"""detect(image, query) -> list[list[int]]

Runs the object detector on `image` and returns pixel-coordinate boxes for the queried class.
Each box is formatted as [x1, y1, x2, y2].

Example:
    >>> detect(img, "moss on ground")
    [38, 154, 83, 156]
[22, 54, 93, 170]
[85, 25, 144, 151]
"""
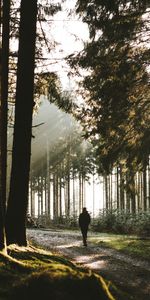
[89, 234, 150, 261]
[0, 244, 115, 300]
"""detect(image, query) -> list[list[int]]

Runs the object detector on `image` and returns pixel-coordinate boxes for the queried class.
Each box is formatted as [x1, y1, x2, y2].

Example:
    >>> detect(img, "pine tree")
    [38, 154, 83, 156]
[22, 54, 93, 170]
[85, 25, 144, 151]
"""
[0, 0, 10, 251]
[6, 0, 38, 246]
[68, 1, 150, 175]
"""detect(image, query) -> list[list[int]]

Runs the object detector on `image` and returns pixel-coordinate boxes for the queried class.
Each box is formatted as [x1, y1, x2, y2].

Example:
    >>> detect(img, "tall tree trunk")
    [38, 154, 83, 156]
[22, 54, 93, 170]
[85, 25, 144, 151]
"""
[143, 164, 147, 211]
[104, 175, 108, 210]
[92, 173, 95, 218]
[128, 170, 136, 214]
[116, 167, 120, 210]
[137, 172, 141, 211]
[1, 0, 10, 214]
[125, 172, 130, 212]
[30, 174, 35, 217]
[81, 174, 84, 209]
[5, 0, 37, 246]
[79, 174, 82, 213]
[38, 176, 41, 217]
[109, 174, 112, 211]
[0, 0, 10, 251]
[44, 175, 47, 216]
[148, 157, 150, 209]
[59, 177, 62, 218]
[40, 175, 43, 216]
[67, 173, 70, 216]
[49, 172, 52, 218]
[72, 171, 76, 217]
[46, 142, 50, 217]
[53, 173, 58, 220]
[120, 166, 125, 210]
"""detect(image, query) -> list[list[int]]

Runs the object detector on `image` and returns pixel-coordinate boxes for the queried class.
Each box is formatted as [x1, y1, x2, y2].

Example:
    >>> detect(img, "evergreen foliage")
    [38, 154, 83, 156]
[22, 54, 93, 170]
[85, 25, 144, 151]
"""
[35, 72, 78, 113]
[92, 209, 150, 236]
[67, 0, 150, 175]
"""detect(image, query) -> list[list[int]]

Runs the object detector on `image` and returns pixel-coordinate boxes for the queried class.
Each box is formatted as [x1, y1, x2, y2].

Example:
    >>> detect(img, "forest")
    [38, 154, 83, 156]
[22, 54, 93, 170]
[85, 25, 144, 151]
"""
[0, 1, 150, 300]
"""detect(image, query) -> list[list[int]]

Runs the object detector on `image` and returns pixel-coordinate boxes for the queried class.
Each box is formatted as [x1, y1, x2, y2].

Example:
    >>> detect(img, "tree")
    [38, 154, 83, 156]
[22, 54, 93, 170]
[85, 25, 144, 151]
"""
[0, 0, 10, 251]
[68, 1, 150, 174]
[5, 0, 38, 246]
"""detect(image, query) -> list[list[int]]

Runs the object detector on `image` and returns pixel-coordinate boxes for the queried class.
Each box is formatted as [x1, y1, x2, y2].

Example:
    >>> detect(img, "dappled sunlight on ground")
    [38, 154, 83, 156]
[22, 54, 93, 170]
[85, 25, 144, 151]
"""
[56, 241, 80, 249]
[86, 260, 107, 270]
[74, 253, 107, 270]
[27, 229, 150, 300]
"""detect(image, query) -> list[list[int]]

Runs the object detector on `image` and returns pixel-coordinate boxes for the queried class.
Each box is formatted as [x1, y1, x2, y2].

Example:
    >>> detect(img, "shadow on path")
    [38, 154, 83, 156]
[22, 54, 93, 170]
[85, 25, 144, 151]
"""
[27, 229, 150, 300]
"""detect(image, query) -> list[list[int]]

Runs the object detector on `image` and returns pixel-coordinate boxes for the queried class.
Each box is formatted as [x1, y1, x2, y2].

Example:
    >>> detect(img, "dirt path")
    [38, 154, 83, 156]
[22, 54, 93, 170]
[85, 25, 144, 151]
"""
[27, 229, 150, 300]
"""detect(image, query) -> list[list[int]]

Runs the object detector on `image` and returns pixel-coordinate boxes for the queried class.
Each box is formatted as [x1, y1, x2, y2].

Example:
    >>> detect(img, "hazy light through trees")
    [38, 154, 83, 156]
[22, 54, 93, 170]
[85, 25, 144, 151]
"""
[30, 98, 104, 217]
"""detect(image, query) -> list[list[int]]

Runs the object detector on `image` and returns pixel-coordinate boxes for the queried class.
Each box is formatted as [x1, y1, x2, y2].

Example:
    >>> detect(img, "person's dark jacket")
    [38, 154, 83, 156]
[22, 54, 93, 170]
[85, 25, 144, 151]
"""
[79, 210, 91, 229]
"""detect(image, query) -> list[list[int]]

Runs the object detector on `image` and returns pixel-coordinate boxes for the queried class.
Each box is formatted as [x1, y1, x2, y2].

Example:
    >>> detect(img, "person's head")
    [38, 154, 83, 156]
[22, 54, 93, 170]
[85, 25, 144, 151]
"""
[83, 207, 87, 213]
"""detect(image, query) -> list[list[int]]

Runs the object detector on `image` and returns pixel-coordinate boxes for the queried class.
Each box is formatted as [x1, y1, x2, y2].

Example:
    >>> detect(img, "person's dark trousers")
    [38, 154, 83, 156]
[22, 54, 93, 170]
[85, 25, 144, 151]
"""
[81, 227, 88, 246]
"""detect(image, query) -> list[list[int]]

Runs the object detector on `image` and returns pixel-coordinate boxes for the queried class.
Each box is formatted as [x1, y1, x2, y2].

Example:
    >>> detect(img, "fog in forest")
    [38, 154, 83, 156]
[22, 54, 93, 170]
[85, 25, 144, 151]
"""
[7, 98, 103, 215]
[8, 97, 79, 174]
[31, 98, 78, 168]
[30, 98, 104, 215]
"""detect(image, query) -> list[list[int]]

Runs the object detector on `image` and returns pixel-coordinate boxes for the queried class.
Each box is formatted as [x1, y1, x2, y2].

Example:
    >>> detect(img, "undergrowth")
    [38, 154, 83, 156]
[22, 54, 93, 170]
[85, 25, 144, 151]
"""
[92, 210, 150, 236]
[27, 210, 150, 237]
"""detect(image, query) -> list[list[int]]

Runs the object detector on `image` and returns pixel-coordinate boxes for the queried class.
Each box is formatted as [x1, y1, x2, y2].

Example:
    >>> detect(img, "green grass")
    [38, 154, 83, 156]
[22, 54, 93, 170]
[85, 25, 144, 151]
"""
[0, 244, 116, 300]
[89, 233, 150, 261]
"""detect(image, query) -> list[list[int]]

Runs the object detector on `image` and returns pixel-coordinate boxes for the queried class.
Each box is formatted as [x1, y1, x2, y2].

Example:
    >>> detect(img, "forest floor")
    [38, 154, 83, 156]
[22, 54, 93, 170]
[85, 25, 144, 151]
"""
[27, 228, 150, 300]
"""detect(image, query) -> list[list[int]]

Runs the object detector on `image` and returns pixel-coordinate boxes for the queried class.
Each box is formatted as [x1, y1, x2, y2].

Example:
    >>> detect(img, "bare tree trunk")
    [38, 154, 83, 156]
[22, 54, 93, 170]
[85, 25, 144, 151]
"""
[49, 172, 52, 218]
[72, 171, 76, 217]
[79, 174, 82, 213]
[44, 175, 47, 215]
[148, 157, 150, 209]
[1, 0, 10, 215]
[53, 173, 56, 220]
[59, 177, 62, 218]
[125, 172, 130, 212]
[81, 174, 84, 209]
[40, 175, 43, 216]
[53, 173, 58, 220]
[104, 175, 108, 210]
[30, 174, 35, 217]
[128, 170, 136, 214]
[46, 142, 50, 217]
[67, 173, 70, 216]
[116, 167, 120, 210]
[0, 0, 10, 251]
[38, 176, 41, 216]
[137, 172, 141, 211]
[143, 164, 147, 211]
[92, 173, 95, 218]
[6, 0, 37, 245]
[120, 166, 125, 210]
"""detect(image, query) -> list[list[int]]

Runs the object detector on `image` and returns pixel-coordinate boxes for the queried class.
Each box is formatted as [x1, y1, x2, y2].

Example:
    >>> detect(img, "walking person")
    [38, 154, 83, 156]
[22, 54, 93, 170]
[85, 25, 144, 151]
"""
[79, 207, 91, 246]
